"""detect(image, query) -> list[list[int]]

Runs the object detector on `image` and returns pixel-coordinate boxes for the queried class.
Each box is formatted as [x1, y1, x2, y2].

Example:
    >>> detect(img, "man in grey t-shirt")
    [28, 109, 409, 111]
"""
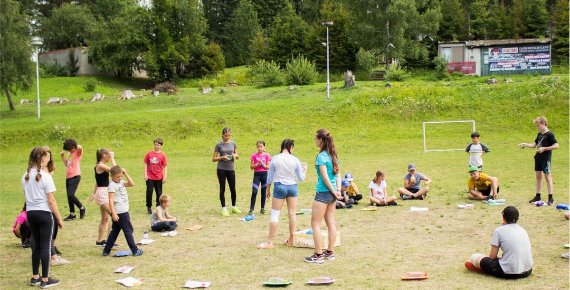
[465, 206, 533, 279]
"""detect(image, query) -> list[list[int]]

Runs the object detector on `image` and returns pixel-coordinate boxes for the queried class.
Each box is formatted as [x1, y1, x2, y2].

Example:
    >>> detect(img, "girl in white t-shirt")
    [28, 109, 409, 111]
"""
[368, 171, 397, 206]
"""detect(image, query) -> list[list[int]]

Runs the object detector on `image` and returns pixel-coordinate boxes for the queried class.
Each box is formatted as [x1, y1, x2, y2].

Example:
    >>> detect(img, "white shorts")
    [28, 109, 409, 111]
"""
[95, 187, 109, 206]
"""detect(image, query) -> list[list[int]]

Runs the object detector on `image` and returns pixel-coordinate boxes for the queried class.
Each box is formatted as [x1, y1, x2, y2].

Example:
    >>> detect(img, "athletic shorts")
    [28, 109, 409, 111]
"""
[480, 186, 500, 196]
[272, 182, 298, 199]
[315, 191, 336, 204]
[95, 187, 109, 206]
[480, 257, 532, 279]
[408, 188, 420, 194]
[534, 156, 551, 174]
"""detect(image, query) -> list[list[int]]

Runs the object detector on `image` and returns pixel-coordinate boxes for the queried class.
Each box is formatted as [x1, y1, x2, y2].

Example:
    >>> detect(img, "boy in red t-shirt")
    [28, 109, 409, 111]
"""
[144, 138, 168, 214]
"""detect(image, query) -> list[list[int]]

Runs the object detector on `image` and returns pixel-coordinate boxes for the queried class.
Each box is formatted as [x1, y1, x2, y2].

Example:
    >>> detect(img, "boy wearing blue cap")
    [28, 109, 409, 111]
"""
[336, 179, 354, 209]
[343, 172, 362, 204]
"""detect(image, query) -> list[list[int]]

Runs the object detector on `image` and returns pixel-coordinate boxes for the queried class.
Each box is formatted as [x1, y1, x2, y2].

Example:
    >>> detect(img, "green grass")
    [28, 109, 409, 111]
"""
[0, 69, 568, 289]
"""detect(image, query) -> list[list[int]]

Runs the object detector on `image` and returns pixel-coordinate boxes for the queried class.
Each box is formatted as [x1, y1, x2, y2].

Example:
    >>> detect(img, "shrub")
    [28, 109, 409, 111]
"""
[66, 51, 79, 76]
[433, 57, 450, 80]
[84, 79, 97, 92]
[40, 63, 66, 78]
[284, 55, 318, 85]
[153, 82, 178, 93]
[385, 65, 410, 81]
[249, 59, 284, 87]
[356, 48, 376, 75]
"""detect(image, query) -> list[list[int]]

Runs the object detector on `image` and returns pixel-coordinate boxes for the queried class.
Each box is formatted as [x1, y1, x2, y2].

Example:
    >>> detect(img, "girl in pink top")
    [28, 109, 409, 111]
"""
[13, 204, 31, 247]
[248, 141, 271, 215]
[60, 139, 85, 221]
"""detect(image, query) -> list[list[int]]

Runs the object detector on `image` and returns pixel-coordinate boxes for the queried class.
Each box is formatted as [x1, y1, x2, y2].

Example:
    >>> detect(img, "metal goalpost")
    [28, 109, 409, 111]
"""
[423, 120, 476, 153]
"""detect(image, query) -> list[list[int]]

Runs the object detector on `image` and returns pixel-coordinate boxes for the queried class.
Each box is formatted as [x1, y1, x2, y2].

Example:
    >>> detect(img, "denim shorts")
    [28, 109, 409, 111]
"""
[314, 191, 335, 204]
[273, 182, 298, 199]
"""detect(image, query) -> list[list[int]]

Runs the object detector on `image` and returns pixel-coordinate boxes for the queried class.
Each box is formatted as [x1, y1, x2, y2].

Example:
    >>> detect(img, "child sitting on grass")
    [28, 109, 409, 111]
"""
[13, 204, 31, 248]
[343, 172, 363, 204]
[368, 171, 397, 206]
[336, 180, 354, 209]
[151, 194, 177, 232]
[103, 166, 143, 257]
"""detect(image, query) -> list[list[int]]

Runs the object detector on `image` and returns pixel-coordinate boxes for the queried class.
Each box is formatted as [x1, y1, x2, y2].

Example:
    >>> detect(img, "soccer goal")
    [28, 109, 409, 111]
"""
[423, 120, 476, 153]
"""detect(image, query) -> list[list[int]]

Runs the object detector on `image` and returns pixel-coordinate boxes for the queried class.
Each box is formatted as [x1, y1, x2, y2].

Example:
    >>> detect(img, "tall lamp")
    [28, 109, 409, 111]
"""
[321, 21, 333, 101]
[31, 37, 42, 120]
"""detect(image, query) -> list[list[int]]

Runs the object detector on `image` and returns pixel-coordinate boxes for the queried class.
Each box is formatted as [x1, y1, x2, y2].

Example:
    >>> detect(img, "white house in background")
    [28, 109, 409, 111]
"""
[39, 46, 147, 78]
[438, 38, 551, 76]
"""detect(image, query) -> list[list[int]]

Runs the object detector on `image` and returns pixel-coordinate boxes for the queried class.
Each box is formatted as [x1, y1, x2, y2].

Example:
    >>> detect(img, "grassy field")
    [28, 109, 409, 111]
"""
[0, 69, 568, 289]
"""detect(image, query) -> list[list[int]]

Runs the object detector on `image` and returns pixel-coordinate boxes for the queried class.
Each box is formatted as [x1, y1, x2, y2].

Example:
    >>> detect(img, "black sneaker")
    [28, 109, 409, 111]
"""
[22, 240, 31, 248]
[79, 207, 86, 219]
[304, 253, 324, 264]
[63, 214, 76, 221]
[95, 240, 106, 247]
[387, 201, 398, 206]
[547, 197, 554, 206]
[40, 277, 60, 289]
[30, 277, 41, 286]
[323, 250, 336, 261]
[133, 249, 144, 256]
[147, 207, 152, 214]
[260, 208, 266, 214]
[54, 246, 62, 256]
[529, 195, 541, 203]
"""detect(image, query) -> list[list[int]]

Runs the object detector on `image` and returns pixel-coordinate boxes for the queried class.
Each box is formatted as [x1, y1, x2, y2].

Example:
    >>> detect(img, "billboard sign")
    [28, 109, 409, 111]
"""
[447, 62, 476, 74]
[488, 45, 550, 72]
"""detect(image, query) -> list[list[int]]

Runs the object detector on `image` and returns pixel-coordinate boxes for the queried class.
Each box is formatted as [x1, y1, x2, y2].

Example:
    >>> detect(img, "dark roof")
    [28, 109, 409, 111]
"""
[439, 38, 551, 47]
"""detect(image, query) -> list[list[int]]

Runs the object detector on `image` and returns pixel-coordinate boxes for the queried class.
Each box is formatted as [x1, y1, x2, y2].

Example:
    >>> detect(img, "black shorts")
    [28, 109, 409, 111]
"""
[480, 186, 500, 196]
[408, 188, 419, 194]
[534, 155, 551, 173]
[480, 257, 532, 279]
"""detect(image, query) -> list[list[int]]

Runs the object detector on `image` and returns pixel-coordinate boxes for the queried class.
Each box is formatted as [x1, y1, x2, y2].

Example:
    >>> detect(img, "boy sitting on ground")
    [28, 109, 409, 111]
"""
[465, 206, 533, 279]
[343, 172, 363, 204]
[467, 165, 499, 200]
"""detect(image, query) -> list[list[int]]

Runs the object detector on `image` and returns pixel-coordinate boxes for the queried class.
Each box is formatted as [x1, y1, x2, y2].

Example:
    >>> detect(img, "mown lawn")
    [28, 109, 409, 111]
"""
[0, 71, 568, 289]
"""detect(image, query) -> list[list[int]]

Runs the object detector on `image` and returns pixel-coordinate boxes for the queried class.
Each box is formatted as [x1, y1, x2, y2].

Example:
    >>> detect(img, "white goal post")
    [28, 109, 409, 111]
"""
[423, 120, 476, 153]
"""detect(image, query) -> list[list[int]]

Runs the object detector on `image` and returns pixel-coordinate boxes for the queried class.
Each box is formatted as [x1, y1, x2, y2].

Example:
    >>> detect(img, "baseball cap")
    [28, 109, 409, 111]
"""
[407, 164, 416, 171]
[344, 172, 353, 181]
[468, 165, 479, 172]
[341, 179, 350, 187]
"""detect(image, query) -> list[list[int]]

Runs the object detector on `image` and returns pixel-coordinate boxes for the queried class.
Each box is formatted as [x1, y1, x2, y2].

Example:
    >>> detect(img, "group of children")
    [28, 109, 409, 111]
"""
[15, 116, 561, 286]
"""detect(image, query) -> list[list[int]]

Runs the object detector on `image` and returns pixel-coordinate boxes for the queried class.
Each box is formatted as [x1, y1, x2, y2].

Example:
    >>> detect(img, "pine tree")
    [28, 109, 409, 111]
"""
[252, 0, 291, 29]
[223, 0, 261, 67]
[552, 0, 569, 64]
[203, 0, 240, 44]
[469, 0, 489, 40]
[523, 0, 549, 38]
[267, 9, 311, 66]
[438, 0, 466, 41]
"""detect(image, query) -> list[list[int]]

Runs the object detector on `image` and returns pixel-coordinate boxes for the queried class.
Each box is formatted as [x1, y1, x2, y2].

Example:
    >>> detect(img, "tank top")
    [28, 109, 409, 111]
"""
[94, 166, 110, 187]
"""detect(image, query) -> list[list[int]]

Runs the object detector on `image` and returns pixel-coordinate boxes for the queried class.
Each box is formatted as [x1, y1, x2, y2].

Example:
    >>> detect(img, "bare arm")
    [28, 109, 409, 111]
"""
[518, 142, 537, 148]
[14, 223, 22, 238]
[76, 144, 83, 155]
[423, 176, 432, 185]
[318, 165, 342, 199]
[47, 192, 63, 229]
[488, 245, 500, 260]
[109, 192, 118, 222]
[212, 151, 227, 162]
[537, 142, 559, 153]
[123, 169, 135, 187]
[233, 148, 239, 160]
[162, 166, 168, 182]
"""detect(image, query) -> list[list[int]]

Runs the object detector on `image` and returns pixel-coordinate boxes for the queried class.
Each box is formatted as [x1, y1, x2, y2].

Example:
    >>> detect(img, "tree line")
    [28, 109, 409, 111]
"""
[1, 0, 568, 109]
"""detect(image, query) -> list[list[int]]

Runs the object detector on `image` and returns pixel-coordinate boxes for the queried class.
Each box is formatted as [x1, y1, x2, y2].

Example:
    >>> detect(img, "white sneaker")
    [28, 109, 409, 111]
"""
[51, 256, 71, 266]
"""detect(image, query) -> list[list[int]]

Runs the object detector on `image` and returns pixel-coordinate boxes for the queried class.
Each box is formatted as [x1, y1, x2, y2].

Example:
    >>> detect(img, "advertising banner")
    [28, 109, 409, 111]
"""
[447, 62, 476, 74]
[488, 45, 550, 72]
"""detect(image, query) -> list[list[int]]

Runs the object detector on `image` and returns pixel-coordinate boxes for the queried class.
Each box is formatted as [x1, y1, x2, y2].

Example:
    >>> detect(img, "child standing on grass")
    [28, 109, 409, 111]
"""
[144, 138, 168, 214]
[466, 131, 490, 171]
[60, 139, 86, 221]
[369, 171, 398, 206]
[212, 127, 241, 217]
[249, 141, 271, 215]
[518, 116, 559, 205]
[103, 166, 143, 257]
[91, 148, 117, 247]
[151, 194, 177, 232]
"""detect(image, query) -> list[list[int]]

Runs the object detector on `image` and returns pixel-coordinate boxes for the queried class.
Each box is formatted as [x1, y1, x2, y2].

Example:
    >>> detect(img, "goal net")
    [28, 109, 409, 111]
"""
[423, 120, 476, 153]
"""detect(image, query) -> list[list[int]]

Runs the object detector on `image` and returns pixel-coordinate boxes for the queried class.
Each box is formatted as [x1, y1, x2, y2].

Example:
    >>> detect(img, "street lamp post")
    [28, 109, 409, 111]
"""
[31, 37, 42, 120]
[322, 21, 333, 102]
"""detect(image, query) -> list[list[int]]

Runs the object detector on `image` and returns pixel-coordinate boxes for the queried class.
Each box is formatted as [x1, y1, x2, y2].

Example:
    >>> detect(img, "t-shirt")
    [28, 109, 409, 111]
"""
[151, 205, 168, 226]
[108, 180, 129, 214]
[267, 153, 305, 185]
[144, 151, 168, 180]
[534, 131, 557, 161]
[404, 173, 426, 190]
[490, 223, 533, 274]
[368, 180, 387, 199]
[65, 150, 82, 178]
[315, 151, 337, 192]
[22, 168, 56, 212]
[250, 152, 271, 172]
[215, 141, 237, 171]
[468, 173, 493, 190]
[13, 211, 27, 233]
[347, 185, 358, 197]
[466, 143, 490, 167]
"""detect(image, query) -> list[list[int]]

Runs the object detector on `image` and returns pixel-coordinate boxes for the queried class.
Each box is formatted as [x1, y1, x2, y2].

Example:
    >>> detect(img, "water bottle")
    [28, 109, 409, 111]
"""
[244, 215, 254, 221]
[143, 231, 149, 240]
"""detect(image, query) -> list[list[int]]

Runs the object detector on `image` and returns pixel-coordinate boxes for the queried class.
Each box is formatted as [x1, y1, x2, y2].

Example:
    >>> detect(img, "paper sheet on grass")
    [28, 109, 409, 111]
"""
[183, 280, 211, 288]
[185, 225, 203, 231]
[160, 231, 178, 237]
[115, 265, 135, 274]
[137, 238, 155, 245]
[306, 276, 335, 285]
[410, 207, 429, 212]
[116, 277, 142, 287]
[457, 204, 474, 209]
